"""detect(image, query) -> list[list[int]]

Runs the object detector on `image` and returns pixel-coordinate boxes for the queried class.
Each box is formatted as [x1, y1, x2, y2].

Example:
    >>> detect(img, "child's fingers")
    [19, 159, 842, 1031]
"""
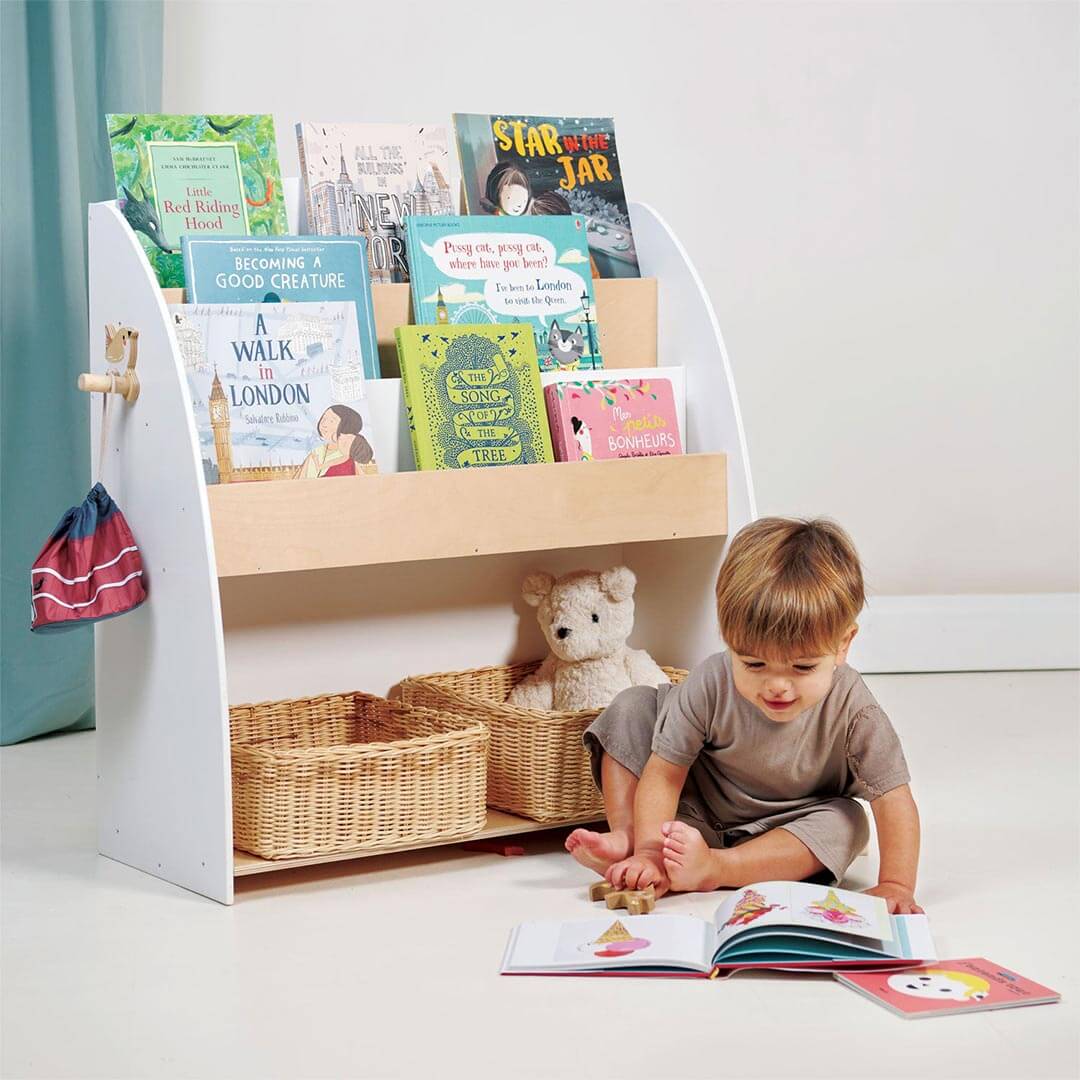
[663, 836, 686, 855]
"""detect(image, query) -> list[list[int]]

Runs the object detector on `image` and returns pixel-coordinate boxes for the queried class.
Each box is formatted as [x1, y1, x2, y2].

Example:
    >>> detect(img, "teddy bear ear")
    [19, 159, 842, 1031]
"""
[599, 566, 636, 602]
[521, 571, 555, 607]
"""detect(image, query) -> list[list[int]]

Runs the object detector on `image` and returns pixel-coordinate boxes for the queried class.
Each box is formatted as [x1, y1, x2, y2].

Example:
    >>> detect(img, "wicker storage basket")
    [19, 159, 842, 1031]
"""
[399, 663, 687, 823]
[230, 690, 488, 860]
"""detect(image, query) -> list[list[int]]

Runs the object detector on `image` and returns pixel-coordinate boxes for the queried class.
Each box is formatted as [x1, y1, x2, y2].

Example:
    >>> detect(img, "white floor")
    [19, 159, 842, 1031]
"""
[2, 670, 1078, 1080]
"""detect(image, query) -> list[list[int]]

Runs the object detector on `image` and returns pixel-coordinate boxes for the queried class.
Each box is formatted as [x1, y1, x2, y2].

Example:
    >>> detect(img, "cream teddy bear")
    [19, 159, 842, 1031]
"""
[507, 566, 668, 712]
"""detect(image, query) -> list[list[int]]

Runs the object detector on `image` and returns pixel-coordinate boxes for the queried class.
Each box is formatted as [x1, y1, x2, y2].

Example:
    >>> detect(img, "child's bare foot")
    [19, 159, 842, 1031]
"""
[565, 828, 632, 874]
[661, 821, 724, 892]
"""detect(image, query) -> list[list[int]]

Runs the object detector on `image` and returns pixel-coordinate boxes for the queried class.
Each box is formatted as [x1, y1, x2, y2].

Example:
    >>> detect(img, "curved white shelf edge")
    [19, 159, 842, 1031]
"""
[86, 193, 755, 904]
[628, 201, 756, 527]
[89, 200, 233, 903]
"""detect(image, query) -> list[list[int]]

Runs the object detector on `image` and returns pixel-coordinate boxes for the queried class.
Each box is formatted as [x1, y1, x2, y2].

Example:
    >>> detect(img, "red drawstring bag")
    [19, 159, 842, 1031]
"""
[30, 383, 146, 631]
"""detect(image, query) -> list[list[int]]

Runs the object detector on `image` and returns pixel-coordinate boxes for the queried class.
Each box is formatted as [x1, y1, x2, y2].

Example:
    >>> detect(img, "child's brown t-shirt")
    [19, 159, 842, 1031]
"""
[651, 652, 910, 826]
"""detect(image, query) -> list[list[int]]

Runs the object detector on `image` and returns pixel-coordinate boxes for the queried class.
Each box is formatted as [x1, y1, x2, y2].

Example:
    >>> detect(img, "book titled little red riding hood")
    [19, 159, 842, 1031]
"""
[835, 958, 1061, 1018]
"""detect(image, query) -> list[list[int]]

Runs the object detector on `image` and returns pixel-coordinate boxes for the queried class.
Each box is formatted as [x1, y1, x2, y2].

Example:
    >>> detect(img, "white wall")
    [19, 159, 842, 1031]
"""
[162, 0, 1079, 598]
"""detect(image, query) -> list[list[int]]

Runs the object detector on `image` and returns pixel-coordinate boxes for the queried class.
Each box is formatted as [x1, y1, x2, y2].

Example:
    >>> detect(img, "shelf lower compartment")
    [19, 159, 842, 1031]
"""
[209, 452, 727, 577]
[233, 808, 602, 876]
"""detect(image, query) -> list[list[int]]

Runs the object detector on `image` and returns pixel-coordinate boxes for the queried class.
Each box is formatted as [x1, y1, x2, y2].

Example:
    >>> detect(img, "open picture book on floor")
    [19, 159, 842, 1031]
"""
[502, 881, 935, 977]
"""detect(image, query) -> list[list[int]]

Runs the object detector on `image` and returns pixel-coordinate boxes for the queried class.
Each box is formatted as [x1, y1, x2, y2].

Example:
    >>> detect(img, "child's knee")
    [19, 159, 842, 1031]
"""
[601, 684, 661, 727]
[583, 685, 661, 785]
[834, 797, 871, 849]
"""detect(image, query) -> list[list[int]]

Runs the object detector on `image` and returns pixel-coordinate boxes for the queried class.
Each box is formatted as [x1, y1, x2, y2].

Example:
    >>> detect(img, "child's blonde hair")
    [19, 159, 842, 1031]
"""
[715, 518, 865, 658]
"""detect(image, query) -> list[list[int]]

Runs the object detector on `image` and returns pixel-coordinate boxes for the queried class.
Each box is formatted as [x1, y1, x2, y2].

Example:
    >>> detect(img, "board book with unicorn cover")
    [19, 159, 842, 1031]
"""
[404, 214, 602, 372]
[544, 376, 683, 462]
[501, 881, 935, 977]
[835, 959, 1060, 1018]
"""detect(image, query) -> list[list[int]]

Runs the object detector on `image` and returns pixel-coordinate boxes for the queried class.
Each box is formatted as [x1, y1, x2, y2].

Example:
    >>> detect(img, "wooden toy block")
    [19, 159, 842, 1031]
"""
[588, 880, 656, 915]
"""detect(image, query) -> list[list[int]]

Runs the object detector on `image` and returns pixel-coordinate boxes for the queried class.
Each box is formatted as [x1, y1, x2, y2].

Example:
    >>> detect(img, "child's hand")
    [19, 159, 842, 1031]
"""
[606, 852, 668, 894]
[866, 882, 924, 914]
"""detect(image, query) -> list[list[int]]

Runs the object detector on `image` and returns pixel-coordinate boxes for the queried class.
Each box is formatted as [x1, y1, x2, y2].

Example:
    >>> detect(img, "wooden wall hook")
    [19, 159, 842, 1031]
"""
[78, 324, 140, 403]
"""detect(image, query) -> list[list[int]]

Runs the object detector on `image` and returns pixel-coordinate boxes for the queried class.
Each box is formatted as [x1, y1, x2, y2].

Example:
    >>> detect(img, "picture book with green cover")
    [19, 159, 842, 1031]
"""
[454, 113, 639, 278]
[395, 324, 554, 470]
[404, 215, 601, 372]
[106, 114, 287, 287]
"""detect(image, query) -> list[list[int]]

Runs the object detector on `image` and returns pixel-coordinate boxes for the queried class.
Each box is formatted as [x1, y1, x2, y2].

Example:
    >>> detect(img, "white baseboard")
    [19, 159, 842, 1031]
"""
[847, 594, 1080, 673]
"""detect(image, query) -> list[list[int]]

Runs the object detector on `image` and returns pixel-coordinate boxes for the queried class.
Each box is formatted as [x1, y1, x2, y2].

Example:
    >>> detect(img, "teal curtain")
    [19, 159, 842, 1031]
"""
[1, 1, 163, 743]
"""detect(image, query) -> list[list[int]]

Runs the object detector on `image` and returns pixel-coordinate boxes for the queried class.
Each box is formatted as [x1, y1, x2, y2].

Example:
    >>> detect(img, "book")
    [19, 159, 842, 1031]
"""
[296, 122, 454, 283]
[395, 324, 554, 470]
[454, 113, 639, 278]
[544, 376, 683, 462]
[170, 301, 377, 484]
[542, 366, 686, 442]
[835, 959, 1061, 1019]
[404, 215, 601, 372]
[106, 114, 287, 287]
[181, 236, 381, 379]
[501, 881, 936, 977]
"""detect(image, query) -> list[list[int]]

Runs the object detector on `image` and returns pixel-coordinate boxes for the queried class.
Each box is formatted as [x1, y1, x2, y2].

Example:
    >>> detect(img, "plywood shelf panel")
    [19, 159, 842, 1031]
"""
[162, 277, 658, 373]
[208, 452, 727, 577]
[233, 808, 603, 876]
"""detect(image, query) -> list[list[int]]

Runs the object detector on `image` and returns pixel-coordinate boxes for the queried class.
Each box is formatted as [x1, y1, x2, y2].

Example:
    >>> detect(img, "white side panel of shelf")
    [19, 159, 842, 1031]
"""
[89, 201, 233, 904]
[624, 203, 757, 667]
[629, 202, 756, 528]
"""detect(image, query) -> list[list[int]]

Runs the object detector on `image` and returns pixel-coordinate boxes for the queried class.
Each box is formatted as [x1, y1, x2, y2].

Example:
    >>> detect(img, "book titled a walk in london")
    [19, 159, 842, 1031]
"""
[170, 301, 378, 485]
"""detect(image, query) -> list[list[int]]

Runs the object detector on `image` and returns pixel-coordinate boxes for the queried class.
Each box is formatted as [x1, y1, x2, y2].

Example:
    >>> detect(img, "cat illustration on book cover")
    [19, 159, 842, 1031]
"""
[548, 320, 585, 369]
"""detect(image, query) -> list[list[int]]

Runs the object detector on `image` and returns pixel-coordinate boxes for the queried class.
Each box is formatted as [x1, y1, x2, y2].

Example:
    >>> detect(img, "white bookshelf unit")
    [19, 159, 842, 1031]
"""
[86, 184, 756, 904]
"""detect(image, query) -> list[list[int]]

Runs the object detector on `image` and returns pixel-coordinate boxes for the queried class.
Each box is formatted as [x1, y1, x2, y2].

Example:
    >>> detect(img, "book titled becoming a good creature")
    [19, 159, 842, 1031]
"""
[454, 113, 639, 278]
[396, 324, 554, 471]
[182, 236, 381, 379]
[106, 114, 287, 287]
[502, 881, 935, 977]
[171, 302, 377, 484]
[296, 122, 454, 283]
[405, 215, 602, 372]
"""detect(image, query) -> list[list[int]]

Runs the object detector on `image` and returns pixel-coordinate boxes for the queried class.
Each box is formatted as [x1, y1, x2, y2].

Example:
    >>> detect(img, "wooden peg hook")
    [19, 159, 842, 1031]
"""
[77, 325, 140, 403]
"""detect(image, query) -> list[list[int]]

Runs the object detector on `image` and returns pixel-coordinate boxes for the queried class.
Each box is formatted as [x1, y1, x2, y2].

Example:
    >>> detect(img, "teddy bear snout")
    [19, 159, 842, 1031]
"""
[556, 626, 571, 640]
